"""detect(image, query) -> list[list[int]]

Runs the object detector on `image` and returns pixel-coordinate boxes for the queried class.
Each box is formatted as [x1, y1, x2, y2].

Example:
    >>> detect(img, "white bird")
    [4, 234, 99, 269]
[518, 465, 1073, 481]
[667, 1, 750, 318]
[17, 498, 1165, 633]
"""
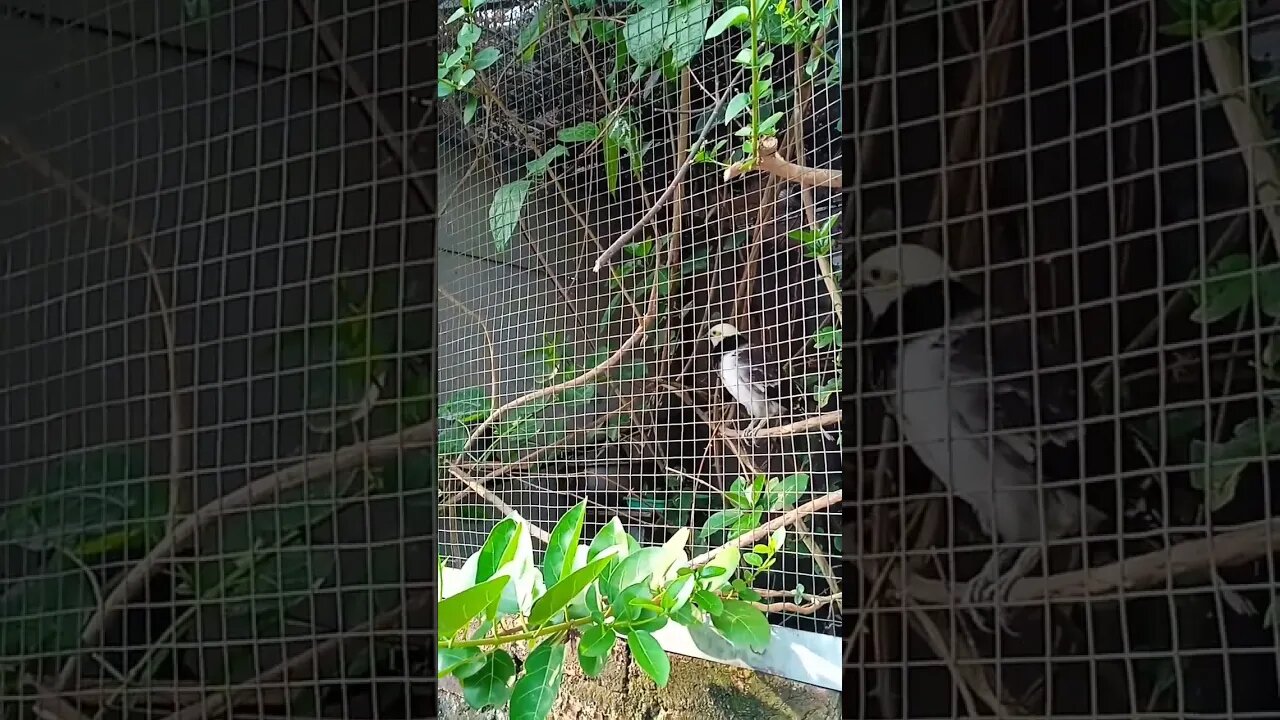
[707, 322, 786, 441]
[860, 244, 1102, 633]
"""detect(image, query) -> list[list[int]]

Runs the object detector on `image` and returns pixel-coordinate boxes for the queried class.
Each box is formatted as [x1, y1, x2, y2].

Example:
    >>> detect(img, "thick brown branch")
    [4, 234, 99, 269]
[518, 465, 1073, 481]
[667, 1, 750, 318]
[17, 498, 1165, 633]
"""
[722, 136, 839, 188]
[901, 518, 1280, 604]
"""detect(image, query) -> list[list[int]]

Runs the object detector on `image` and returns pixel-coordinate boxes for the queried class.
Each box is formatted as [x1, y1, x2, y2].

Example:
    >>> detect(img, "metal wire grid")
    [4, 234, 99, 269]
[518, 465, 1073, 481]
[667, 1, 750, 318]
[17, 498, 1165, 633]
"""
[0, 1, 437, 718]
[436, 0, 843, 641]
[848, 0, 1280, 718]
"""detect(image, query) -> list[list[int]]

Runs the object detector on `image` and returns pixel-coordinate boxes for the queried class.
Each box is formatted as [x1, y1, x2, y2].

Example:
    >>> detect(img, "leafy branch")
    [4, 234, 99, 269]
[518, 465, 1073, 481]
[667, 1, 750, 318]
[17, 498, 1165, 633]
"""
[439, 503, 778, 718]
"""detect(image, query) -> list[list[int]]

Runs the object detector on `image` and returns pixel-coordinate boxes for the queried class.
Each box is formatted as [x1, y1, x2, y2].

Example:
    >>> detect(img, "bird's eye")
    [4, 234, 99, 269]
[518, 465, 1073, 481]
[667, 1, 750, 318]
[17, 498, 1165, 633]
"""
[868, 268, 883, 282]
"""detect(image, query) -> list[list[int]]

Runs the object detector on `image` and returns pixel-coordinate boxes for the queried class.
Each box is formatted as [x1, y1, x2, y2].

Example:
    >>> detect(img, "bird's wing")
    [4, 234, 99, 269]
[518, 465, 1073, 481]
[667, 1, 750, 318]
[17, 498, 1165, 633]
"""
[736, 344, 784, 389]
[948, 314, 1080, 463]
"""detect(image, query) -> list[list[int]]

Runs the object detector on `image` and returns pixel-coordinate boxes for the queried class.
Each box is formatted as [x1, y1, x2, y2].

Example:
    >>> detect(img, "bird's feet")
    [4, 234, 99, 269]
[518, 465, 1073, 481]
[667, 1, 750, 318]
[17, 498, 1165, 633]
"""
[740, 418, 765, 445]
[961, 546, 1039, 636]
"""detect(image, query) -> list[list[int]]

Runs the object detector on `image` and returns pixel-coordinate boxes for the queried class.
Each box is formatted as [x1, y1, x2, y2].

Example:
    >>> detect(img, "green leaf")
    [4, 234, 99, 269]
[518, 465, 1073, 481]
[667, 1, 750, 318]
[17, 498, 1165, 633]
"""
[813, 376, 840, 406]
[463, 96, 480, 124]
[624, 2, 670, 67]
[0, 557, 97, 658]
[476, 518, 521, 583]
[558, 122, 600, 143]
[1192, 254, 1253, 324]
[700, 546, 739, 592]
[587, 517, 631, 562]
[604, 134, 621, 195]
[723, 91, 751, 125]
[814, 325, 840, 350]
[1190, 412, 1280, 512]
[460, 649, 517, 710]
[1210, 0, 1241, 29]
[543, 501, 587, 587]
[447, 6, 466, 23]
[766, 473, 809, 511]
[458, 22, 482, 48]
[472, 47, 501, 70]
[666, 0, 712, 68]
[669, 601, 698, 626]
[578, 645, 608, 677]
[516, 6, 551, 62]
[528, 555, 613, 626]
[1257, 266, 1280, 318]
[526, 145, 568, 178]
[692, 587, 723, 616]
[698, 509, 742, 540]
[711, 599, 771, 652]
[758, 110, 785, 135]
[602, 547, 668, 599]
[488, 180, 532, 252]
[662, 573, 696, 613]
[440, 575, 512, 639]
[439, 422, 470, 459]
[439, 647, 486, 679]
[706, 6, 749, 38]
[441, 387, 492, 423]
[627, 630, 671, 688]
[579, 625, 617, 658]
[0, 448, 164, 556]
[509, 640, 567, 720]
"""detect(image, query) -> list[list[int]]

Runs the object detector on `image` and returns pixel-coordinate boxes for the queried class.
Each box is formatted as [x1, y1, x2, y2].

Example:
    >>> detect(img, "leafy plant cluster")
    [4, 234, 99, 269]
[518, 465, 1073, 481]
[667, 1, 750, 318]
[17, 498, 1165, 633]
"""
[441, 0, 503, 123]
[439, 502, 779, 718]
[434, 0, 839, 256]
[1175, 253, 1280, 512]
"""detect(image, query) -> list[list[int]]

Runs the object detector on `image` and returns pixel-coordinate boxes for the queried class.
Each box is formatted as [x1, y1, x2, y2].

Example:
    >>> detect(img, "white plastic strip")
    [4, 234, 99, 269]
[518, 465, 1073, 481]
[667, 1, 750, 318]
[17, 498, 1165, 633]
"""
[652, 622, 843, 692]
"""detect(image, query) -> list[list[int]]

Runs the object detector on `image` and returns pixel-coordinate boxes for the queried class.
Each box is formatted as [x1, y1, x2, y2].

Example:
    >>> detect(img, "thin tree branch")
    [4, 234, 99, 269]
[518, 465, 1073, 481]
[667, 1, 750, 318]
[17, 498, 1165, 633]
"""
[688, 489, 842, 567]
[592, 82, 737, 273]
[0, 128, 191, 525]
[53, 422, 435, 690]
[716, 410, 840, 438]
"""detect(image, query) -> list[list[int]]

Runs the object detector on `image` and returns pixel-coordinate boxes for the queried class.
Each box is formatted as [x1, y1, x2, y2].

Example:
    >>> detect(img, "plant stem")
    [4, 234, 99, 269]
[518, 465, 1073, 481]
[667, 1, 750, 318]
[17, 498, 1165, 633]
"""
[443, 616, 597, 650]
[749, 0, 761, 163]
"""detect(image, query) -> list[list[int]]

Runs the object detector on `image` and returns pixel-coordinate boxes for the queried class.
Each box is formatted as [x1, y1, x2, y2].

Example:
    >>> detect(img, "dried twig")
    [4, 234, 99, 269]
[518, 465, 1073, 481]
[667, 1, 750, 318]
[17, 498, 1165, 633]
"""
[722, 136, 839, 188]
[27, 676, 94, 720]
[0, 129, 190, 524]
[592, 83, 737, 273]
[716, 410, 840, 438]
[920, 0, 1021, 265]
[440, 286, 502, 410]
[452, 311, 655, 460]
[164, 588, 435, 720]
[752, 594, 840, 615]
[904, 609, 983, 718]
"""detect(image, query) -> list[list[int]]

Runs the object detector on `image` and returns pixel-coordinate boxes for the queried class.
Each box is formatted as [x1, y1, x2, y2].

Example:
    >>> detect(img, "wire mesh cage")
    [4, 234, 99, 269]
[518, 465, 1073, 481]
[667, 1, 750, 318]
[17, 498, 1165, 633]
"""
[0, 1, 436, 718]
[435, 0, 843, 705]
[849, 0, 1280, 718]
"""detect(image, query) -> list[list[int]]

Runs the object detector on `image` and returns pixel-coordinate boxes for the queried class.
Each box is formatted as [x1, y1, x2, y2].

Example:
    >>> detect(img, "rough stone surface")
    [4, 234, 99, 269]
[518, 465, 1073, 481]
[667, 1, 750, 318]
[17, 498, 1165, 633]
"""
[439, 642, 840, 720]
